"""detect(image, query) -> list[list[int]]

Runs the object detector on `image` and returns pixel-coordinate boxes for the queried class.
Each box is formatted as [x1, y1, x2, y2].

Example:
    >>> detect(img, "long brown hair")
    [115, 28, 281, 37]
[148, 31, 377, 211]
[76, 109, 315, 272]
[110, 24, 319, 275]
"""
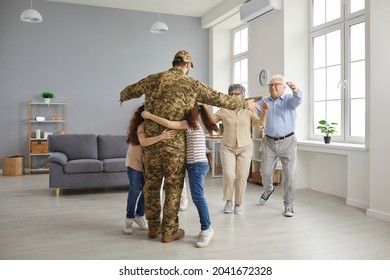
[186, 103, 219, 135]
[126, 105, 144, 145]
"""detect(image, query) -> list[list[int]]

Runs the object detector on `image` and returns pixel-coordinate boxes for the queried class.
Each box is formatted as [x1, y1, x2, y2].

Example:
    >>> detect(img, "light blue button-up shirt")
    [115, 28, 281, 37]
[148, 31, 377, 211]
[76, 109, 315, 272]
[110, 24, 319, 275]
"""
[257, 90, 303, 137]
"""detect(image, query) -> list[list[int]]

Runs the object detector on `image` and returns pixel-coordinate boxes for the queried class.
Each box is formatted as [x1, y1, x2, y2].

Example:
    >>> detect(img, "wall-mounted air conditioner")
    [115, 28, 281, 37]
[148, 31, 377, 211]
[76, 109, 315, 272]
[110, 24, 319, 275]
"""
[240, 0, 282, 23]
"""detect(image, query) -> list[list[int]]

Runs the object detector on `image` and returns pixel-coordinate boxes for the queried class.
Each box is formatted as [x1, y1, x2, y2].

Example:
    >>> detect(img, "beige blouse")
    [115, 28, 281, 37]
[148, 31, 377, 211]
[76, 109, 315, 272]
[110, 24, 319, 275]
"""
[125, 145, 142, 171]
[125, 123, 144, 172]
[213, 108, 262, 148]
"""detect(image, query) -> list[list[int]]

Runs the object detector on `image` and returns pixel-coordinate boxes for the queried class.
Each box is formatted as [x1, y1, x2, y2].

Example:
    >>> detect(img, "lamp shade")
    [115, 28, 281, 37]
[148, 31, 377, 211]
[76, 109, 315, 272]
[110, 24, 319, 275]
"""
[20, 8, 43, 23]
[150, 21, 169, 33]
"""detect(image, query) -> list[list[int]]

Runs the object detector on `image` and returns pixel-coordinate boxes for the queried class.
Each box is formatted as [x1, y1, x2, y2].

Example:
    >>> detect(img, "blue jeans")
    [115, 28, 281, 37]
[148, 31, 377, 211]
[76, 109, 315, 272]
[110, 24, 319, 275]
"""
[186, 162, 210, 230]
[126, 167, 145, 219]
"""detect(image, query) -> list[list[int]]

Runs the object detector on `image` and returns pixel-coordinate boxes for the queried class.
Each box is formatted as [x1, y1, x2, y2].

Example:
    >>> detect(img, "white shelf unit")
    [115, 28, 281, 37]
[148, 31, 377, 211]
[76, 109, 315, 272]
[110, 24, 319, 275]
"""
[28, 101, 67, 174]
[206, 136, 223, 177]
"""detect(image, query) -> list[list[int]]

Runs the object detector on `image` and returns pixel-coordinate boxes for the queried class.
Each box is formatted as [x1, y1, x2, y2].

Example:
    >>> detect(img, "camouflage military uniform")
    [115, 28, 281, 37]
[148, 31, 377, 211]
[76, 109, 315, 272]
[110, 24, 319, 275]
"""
[120, 51, 249, 238]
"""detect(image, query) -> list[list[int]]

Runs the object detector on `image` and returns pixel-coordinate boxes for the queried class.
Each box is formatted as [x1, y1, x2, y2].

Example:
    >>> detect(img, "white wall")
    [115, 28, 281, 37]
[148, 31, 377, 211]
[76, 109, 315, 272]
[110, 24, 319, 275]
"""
[367, 0, 390, 222]
[247, 11, 284, 98]
[209, 26, 232, 93]
[297, 144, 369, 210]
[298, 150, 348, 197]
[247, 0, 308, 139]
[283, 0, 309, 139]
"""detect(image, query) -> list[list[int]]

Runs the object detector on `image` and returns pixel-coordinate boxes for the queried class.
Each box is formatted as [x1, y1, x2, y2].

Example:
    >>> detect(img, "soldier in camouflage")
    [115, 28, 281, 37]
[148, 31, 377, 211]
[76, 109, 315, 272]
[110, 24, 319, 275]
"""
[120, 50, 259, 243]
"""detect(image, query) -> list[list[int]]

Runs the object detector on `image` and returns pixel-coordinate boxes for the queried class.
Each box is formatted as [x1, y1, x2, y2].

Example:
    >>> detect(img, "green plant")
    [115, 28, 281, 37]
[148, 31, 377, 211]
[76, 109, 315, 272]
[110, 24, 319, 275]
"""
[41, 92, 55, 99]
[316, 120, 337, 136]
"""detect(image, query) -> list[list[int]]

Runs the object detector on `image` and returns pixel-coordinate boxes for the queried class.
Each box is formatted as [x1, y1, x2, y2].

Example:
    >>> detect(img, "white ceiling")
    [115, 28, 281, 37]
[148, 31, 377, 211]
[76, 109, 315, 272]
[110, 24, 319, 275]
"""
[44, 0, 227, 17]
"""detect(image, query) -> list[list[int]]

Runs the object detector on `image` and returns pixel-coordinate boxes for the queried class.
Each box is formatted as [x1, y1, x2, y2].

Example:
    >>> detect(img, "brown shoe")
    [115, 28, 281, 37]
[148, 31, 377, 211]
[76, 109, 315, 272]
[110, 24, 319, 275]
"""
[161, 229, 185, 243]
[148, 228, 161, 239]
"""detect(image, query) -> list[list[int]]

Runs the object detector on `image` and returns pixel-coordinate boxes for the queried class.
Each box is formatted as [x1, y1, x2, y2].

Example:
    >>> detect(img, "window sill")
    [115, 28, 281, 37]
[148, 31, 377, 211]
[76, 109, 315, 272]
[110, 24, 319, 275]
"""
[297, 139, 367, 155]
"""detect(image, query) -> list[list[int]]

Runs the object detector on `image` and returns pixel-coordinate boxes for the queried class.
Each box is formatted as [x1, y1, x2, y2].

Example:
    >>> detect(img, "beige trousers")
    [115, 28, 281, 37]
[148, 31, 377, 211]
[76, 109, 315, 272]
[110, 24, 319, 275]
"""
[220, 142, 253, 206]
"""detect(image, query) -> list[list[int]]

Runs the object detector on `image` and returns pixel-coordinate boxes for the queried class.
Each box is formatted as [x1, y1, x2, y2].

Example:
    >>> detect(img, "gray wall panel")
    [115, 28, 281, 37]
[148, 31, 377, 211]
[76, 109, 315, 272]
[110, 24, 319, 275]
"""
[0, 0, 209, 169]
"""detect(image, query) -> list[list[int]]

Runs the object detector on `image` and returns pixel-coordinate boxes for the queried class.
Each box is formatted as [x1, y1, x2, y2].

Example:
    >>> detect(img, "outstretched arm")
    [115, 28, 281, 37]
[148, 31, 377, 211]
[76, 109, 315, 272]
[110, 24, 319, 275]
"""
[141, 111, 187, 130]
[246, 99, 261, 112]
[138, 128, 176, 147]
[259, 101, 269, 128]
[252, 100, 269, 133]
[286, 81, 299, 94]
[119, 77, 151, 105]
[286, 81, 303, 108]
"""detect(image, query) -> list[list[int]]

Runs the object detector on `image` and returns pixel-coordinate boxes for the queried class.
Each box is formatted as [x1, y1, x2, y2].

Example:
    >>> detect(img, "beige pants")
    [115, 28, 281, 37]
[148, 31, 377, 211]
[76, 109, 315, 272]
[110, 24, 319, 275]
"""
[220, 142, 253, 206]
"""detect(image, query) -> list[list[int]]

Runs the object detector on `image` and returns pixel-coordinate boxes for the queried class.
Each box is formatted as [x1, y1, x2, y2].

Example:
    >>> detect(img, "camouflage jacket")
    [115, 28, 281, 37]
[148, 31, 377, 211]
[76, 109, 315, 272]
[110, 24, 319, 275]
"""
[120, 67, 248, 150]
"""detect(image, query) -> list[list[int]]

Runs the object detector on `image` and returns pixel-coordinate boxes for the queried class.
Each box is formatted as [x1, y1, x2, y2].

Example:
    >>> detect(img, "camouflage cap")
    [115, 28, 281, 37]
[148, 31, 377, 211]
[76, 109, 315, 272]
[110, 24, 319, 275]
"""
[173, 50, 194, 68]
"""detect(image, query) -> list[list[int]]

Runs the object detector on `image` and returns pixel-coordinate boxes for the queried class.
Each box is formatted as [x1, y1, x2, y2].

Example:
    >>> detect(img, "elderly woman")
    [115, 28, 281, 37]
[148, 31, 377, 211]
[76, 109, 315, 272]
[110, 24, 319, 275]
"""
[212, 84, 268, 215]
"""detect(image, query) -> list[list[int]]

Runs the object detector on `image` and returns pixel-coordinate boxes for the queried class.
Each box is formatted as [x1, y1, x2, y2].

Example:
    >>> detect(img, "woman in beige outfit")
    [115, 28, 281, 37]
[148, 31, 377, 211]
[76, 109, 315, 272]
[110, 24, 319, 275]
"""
[212, 84, 268, 215]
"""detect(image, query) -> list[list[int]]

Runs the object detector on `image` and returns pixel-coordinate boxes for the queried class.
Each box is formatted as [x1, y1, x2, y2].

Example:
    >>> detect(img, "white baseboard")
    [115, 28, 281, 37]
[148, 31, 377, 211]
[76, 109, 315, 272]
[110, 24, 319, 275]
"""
[366, 208, 390, 223]
[346, 198, 369, 210]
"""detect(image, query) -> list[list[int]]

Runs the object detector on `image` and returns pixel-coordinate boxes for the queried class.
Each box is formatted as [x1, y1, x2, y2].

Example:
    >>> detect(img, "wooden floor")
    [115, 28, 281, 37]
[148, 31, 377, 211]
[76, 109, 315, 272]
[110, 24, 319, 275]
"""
[1, 173, 390, 260]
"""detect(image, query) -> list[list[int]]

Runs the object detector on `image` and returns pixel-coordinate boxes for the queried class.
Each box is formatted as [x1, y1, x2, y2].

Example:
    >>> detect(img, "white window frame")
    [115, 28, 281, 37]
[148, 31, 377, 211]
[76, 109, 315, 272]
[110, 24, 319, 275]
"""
[232, 25, 249, 96]
[345, 15, 365, 143]
[309, 0, 365, 144]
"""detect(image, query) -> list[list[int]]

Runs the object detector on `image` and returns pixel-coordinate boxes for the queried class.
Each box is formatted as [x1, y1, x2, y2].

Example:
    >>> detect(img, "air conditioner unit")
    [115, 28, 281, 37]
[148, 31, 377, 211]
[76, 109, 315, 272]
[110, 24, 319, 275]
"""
[240, 0, 282, 23]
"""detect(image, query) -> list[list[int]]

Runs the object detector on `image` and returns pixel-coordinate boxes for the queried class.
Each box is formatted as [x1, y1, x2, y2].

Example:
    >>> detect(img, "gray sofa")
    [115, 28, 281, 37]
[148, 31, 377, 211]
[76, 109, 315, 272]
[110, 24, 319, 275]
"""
[47, 134, 128, 196]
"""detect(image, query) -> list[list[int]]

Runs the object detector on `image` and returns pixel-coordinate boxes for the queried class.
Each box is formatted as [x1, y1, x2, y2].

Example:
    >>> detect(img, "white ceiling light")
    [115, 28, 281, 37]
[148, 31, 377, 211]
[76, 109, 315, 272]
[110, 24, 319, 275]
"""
[150, 13, 168, 34]
[20, 0, 43, 23]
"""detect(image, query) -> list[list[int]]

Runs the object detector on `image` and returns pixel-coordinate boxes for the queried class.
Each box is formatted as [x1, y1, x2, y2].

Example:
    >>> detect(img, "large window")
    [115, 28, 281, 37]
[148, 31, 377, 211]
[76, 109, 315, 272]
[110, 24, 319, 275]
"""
[310, 0, 365, 143]
[232, 26, 248, 94]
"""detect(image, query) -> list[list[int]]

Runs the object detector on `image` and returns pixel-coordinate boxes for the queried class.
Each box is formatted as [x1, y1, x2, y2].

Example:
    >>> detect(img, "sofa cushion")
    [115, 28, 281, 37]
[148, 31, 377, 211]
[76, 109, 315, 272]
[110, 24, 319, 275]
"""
[98, 135, 127, 160]
[64, 159, 103, 174]
[48, 152, 68, 166]
[102, 158, 127, 172]
[48, 134, 98, 160]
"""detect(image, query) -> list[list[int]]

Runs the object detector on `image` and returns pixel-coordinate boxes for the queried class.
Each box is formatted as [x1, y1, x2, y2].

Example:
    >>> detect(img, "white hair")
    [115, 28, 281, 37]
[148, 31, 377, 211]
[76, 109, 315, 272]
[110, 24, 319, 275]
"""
[270, 74, 286, 84]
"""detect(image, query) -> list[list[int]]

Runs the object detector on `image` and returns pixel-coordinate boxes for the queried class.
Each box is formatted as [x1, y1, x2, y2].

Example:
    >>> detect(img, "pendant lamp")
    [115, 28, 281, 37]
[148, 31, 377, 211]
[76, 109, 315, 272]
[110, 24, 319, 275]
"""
[21, 0, 43, 23]
[150, 13, 169, 34]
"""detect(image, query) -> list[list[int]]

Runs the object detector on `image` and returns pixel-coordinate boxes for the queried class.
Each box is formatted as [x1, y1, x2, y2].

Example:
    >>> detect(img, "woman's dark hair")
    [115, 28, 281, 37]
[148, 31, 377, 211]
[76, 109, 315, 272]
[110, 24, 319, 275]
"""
[186, 103, 219, 135]
[126, 105, 144, 145]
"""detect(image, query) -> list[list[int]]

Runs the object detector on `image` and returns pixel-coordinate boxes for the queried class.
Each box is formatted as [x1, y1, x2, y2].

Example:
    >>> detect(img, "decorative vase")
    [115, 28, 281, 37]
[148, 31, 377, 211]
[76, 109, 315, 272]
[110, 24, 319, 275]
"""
[324, 136, 331, 144]
[44, 98, 51, 104]
[35, 128, 41, 139]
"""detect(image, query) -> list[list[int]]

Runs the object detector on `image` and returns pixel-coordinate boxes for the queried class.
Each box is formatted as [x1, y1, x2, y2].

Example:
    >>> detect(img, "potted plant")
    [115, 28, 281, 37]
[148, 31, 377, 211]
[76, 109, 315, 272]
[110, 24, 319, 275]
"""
[316, 120, 337, 144]
[41, 92, 55, 104]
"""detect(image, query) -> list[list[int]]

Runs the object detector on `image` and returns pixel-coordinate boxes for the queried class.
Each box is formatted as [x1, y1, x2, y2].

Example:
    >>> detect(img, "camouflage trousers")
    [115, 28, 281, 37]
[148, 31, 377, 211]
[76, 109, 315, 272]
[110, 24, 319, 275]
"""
[142, 143, 186, 237]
